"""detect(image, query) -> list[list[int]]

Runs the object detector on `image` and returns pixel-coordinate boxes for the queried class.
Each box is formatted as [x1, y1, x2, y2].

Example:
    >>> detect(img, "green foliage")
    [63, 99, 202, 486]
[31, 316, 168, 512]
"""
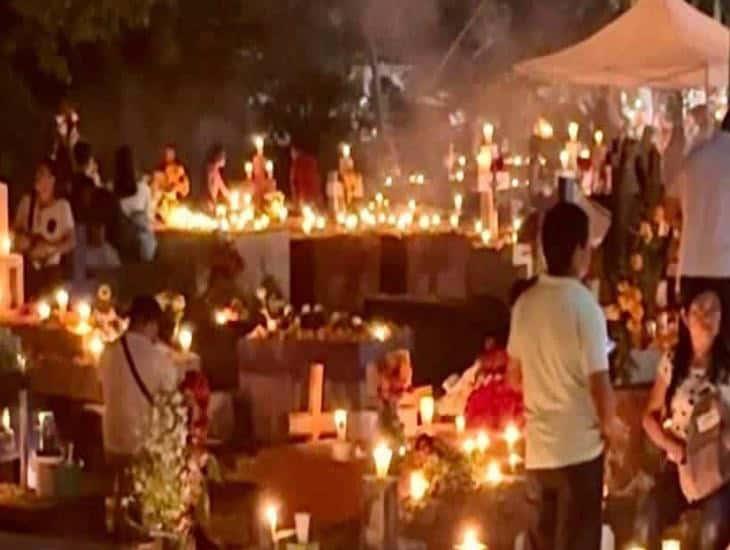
[5, 0, 164, 81]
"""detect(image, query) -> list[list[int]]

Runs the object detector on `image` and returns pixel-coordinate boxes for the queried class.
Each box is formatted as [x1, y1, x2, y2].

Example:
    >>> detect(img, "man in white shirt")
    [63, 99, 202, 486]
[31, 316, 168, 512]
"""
[507, 203, 620, 550]
[668, 113, 730, 343]
[100, 295, 178, 461]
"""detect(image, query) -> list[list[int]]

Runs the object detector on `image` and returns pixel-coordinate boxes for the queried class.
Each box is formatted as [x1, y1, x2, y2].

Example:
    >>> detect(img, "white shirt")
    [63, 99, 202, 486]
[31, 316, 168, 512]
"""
[508, 275, 609, 469]
[14, 196, 74, 266]
[119, 180, 154, 225]
[670, 131, 730, 277]
[99, 331, 179, 456]
[657, 353, 730, 441]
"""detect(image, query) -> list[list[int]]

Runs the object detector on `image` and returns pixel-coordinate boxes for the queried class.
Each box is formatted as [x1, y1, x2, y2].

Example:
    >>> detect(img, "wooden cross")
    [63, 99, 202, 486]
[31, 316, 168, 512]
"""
[289, 363, 336, 440]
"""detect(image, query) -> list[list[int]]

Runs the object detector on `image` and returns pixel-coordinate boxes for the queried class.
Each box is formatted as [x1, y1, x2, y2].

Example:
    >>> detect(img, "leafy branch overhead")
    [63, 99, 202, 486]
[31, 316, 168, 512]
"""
[4, 0, 164, 81]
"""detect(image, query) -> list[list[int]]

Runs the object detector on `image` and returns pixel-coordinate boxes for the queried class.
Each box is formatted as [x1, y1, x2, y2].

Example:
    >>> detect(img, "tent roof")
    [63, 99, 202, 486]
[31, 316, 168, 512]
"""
[513, 0, 730, 89]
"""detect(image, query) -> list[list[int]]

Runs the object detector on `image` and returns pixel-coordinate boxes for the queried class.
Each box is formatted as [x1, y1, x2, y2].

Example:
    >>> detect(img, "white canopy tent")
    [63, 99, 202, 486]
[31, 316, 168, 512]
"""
[513, 0, 730, 89]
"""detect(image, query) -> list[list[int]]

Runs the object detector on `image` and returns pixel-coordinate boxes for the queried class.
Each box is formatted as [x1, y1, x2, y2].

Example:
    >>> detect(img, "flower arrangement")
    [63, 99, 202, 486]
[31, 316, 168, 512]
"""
[127, 390, 193, 540]
[127, 377, 218, 545]
[399, 434, 473, 522]
[376, 350, 413, 406]
[464, 342, 523, 432]
[375, 349, 413, 445]
[605, 204, 678, 380]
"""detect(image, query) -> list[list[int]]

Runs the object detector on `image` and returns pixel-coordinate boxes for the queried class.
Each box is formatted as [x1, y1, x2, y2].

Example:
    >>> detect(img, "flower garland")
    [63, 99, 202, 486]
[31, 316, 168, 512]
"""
[127, 373, 217, 543]
[128, 390, 193, 539]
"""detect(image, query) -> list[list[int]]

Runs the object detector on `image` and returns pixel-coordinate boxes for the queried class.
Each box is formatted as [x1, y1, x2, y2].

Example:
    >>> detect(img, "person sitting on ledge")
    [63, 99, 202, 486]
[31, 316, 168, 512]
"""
[13, 158, 76, 297]
[636, 290, 730, 550]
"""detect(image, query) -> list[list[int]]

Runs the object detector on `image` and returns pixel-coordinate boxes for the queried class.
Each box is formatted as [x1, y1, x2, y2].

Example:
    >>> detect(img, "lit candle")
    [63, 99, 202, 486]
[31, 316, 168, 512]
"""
[455, 170, 465, 183]
[476, 431, 490, 453]
[483, 122, 495, 144]
[485, 461, 503, 486]
[254, 135, 265, 155]
[662, 541, 680, 550]
[373, 441, 393, 479]
[462, 438, 476, 455]
[384, 176, 393, 187]
[37, 301, 51, 321]
[264, 503, 278, 542]
[245, 162, 253, 180]
[1, 408, 12, 434]
[454, 193, 463, 212]
[178, 325, 193, 353]
[534, 117, 554, 140]
[431, 214, 441, 227]
[409, 470, 429, 502]
[229, 190, 241, 210]
[568, 121, 579, 142]
[408, 199, 416, 211]
[341, 143, 351, 159]
[503, 423, 521, 450]
[455, 415, 466, 434]
[456, 528, 486, 550]
[559, 149, 570, 171]
[480, 230, 492, 245]
[477, 147, 491, 171]
[419, 396, 435, 426]
[214, 309, 228, 326]
[370, 323, 391, 342]
[55, 288, 69, 312]
[0, 234, 10, 255]
[594, 130, 604, 146]
[76, 301, 91, 322]
[334, 409, 348, 441]
[418, 215, 430, 231]
[88, 333, 105, 360]
[450, 213, 460, 229]
[265, 160, 274, 178]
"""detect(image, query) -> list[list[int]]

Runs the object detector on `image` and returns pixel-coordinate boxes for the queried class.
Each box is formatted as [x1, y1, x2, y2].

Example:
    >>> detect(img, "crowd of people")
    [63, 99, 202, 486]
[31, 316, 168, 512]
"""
[11, 101, 331, 300]
[510, 111, 730, 550]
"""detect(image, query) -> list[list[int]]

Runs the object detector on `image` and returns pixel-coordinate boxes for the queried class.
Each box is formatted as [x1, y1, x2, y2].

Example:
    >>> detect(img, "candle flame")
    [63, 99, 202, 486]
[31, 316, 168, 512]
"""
[373, 441, 393, 478]
[409, 470, 429, 501]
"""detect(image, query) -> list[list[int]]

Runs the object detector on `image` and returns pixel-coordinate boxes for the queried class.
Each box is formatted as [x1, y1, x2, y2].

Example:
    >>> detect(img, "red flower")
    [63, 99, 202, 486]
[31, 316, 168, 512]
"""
[465, 379, 524, 431]
[180, 370, 211, 446]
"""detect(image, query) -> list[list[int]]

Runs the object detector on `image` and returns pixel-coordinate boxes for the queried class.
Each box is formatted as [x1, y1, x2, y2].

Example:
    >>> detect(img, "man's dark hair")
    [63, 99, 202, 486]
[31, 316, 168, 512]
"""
[73, 142, 93, 168]
[128, 295, 163, 327]
[541, 202, 589, 276]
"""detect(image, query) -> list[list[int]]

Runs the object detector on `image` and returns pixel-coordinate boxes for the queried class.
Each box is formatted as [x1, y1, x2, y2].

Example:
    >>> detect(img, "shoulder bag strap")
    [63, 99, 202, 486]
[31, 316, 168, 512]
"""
[121, 335, 153, 405]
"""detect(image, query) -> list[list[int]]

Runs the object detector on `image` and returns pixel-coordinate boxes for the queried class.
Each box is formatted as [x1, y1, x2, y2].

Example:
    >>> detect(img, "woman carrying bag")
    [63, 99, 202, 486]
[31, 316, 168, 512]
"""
[637, 291, 730, 549]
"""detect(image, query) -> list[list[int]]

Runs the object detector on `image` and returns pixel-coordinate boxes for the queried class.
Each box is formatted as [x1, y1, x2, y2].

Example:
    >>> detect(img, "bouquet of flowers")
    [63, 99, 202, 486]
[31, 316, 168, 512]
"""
[127, 391, 193, 539]
[374, 349, 413, 445]
[464, 340, 524, 431]
[399, 434, 474, 522]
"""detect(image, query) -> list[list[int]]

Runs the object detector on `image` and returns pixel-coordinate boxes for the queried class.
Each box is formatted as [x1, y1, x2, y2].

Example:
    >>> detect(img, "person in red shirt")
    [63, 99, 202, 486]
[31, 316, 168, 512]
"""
[289, 145, 323, 208]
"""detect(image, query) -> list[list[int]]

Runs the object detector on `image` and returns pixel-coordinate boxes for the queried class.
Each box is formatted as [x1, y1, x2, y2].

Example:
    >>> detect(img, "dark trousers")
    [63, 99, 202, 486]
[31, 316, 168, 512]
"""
[636, 466, 730, 550]
[525, 454, 604, 550]
[680, 277, 730, 342]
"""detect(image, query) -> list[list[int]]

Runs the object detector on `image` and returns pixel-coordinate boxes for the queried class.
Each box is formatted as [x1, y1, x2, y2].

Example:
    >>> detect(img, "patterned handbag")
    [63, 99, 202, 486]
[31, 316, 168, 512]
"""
[679, 390, 730, 502]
